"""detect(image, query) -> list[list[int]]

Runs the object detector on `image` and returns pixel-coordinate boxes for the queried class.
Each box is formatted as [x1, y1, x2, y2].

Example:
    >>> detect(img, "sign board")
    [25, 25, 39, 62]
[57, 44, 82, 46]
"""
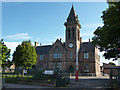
[23, 70, 27, 73]
[44, 70, 54, 75]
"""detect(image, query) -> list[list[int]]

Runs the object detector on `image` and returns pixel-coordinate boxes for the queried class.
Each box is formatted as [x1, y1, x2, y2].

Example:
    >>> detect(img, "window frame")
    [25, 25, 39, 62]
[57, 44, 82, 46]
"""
[70, 52, 73, 58]
[53, 47, 62, 59]
[40, 55, 44, 60]
[84, 52, 89, 59]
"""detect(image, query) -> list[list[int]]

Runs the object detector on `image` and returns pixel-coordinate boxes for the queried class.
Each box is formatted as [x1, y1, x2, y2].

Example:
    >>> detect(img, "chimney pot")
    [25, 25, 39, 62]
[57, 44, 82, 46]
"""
[40, 43, 42, 46]
[34, 42, 38, 47]
[60, 38, 61, 41]
[89, 39, 90, 42]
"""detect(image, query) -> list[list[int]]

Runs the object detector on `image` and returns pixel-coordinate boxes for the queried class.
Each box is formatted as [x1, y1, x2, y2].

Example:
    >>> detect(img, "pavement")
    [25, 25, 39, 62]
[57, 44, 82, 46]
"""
[69, 76, 110, 88]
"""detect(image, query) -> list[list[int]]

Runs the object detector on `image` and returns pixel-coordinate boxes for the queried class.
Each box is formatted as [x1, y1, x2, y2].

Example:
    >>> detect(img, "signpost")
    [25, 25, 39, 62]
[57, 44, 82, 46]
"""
[44, 70, 54, 75]
[23, 70, 27, 74]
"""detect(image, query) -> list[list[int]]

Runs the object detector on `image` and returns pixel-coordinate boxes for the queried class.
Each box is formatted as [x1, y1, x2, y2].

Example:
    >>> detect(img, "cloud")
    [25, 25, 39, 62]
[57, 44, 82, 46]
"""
[98, 49, 118, 66]
[4, 42, 21, 55]
[4, 33, 31, 40]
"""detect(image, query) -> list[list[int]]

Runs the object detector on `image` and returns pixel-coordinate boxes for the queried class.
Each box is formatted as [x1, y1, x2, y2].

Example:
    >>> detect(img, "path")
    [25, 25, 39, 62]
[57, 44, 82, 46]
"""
[70, 76, 110, 88]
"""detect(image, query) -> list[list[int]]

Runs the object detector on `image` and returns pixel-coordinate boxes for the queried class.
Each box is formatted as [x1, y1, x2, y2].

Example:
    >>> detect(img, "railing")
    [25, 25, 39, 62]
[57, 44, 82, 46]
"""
[55, 69, 70, 87]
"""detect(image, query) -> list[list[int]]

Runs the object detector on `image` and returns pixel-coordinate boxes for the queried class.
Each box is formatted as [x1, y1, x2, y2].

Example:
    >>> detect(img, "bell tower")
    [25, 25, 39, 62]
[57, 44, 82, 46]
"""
[64, 5, 81, 59]
[64, 5, 81, 43]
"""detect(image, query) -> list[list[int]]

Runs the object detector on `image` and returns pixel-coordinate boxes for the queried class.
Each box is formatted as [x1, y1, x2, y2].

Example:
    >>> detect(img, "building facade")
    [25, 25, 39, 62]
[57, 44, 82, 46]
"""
[35, 6, 100, 76]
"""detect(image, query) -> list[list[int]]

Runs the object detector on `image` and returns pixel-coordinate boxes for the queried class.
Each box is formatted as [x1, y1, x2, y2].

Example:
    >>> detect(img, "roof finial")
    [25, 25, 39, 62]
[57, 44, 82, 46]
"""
[72, 3, 73, 7]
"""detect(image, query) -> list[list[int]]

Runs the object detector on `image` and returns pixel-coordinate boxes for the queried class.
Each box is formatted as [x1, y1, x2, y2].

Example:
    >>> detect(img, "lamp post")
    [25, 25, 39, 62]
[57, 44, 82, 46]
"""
[75, 41, 78, 81]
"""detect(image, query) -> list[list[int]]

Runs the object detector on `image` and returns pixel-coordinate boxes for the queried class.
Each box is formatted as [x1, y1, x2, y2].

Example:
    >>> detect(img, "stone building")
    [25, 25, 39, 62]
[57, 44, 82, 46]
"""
[35, 6, 100, 76]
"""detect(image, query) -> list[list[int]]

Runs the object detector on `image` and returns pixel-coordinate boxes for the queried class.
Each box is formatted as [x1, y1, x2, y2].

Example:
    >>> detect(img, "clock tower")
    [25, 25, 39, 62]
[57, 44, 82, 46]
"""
[64, 5, 81, 62]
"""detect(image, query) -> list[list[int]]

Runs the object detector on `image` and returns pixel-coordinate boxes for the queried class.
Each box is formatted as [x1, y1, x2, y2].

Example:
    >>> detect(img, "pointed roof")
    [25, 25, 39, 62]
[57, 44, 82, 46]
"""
[64, 5, 81, 28]
[67, 5, 77, 20]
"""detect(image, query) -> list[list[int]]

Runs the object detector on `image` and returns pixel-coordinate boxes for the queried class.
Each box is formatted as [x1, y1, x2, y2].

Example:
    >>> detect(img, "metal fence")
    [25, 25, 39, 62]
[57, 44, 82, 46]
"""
[55, 69, 70, 87]
[1, 68, 70, 87]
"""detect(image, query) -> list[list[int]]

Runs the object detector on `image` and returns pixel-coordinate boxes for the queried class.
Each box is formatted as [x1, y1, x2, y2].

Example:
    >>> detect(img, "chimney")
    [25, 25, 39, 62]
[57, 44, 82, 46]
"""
[89, 39, 90, 42]
[34, 42, 38, 47]
[60, 38, 62, 41]
[40, 43, 42, 46]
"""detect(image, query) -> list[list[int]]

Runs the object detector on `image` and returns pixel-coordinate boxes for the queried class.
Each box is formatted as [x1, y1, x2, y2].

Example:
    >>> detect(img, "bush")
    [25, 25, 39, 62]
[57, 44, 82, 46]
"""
[33, 71, 55, 81]
[3, 74, 33, 83]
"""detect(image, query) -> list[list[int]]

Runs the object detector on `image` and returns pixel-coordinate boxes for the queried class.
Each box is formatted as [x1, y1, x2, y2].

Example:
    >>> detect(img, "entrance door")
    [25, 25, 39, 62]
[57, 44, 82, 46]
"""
[69, 65, 74, 73]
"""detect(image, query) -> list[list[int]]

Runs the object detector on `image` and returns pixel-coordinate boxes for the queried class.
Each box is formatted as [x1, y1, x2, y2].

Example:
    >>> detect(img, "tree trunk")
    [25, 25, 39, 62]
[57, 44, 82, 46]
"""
[22, 69, 24, 79]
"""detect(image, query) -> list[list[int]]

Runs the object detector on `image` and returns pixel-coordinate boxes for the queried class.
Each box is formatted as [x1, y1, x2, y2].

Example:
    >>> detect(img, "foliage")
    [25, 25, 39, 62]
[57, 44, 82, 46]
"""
[0, 39, 12, 68]
[92, 2, 120, 60]
[13, 40, 37, 69]
[33, 71, 55, 81]
[2, 74, 33, 83]
[109, 62, 116, 66]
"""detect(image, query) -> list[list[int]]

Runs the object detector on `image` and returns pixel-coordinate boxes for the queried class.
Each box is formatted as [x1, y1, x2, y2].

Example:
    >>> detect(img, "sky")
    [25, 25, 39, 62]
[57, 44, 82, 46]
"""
[2, 2, 118, 66]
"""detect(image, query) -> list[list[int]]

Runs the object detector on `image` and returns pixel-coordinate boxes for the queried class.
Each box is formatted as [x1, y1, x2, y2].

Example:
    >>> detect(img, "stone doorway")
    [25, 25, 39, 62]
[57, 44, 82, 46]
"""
[69, 65, 74, 73]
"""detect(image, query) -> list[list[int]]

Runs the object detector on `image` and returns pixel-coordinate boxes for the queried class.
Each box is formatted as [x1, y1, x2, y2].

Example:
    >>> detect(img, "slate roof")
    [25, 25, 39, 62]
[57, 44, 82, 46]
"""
[80, 42, 95, 52]
[67, 5, 77, 20]
[35, 45, 53, 54]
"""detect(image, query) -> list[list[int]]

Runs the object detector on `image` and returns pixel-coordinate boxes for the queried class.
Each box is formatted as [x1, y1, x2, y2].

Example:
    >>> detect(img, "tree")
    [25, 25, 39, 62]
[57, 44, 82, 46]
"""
[109, 62, 116, 66]
[0, 39, 11, 68]
[13, 40, 37, 76]
[92, 2, 120, 60]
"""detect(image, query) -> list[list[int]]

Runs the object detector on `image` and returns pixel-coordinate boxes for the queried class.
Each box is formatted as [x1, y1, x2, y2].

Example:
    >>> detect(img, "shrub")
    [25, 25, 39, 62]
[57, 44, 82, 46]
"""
[33, 71, 55, 81]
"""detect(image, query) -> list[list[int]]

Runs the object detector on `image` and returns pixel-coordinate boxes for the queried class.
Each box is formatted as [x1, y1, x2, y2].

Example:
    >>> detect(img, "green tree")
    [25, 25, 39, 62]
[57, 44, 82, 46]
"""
[0, 39, 11, 68]
[109, 62, 116, 66]
[13, 40, 37, 76]
[92, 2, 120, 60]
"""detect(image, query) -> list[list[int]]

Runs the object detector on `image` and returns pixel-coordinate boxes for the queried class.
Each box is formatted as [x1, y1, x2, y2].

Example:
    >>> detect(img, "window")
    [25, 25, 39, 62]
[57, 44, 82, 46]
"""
[68, 29, 70, 39]
[84, 52, 89, 59]
[53, 63, 62, 70]
[57, 63, 62, 68]
[70, 52, 73, 58]
[40, 55, 44, 60]
[84, 64, 89, 72]
[53, 47, 62, 59]
[72, 28, 74, 39]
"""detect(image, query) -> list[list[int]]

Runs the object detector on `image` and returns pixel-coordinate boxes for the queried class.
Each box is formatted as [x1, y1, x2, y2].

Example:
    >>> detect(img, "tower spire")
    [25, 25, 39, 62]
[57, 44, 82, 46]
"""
[64, 5, 81, 28]
[67, 5, 77, 21]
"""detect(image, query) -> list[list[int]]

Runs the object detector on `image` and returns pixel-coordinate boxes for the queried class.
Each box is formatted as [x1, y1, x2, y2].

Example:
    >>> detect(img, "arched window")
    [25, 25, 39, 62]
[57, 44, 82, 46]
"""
[68, 29, 70, 39]
[70, 52, 73, 58]
[53, 47, 62, 59]
[72, 28, 74, 39]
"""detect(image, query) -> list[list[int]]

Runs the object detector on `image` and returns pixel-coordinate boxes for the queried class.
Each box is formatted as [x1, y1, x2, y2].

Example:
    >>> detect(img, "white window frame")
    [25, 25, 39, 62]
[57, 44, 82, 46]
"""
[40, 55, 44, 60]
[53, 52, 62, 59]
